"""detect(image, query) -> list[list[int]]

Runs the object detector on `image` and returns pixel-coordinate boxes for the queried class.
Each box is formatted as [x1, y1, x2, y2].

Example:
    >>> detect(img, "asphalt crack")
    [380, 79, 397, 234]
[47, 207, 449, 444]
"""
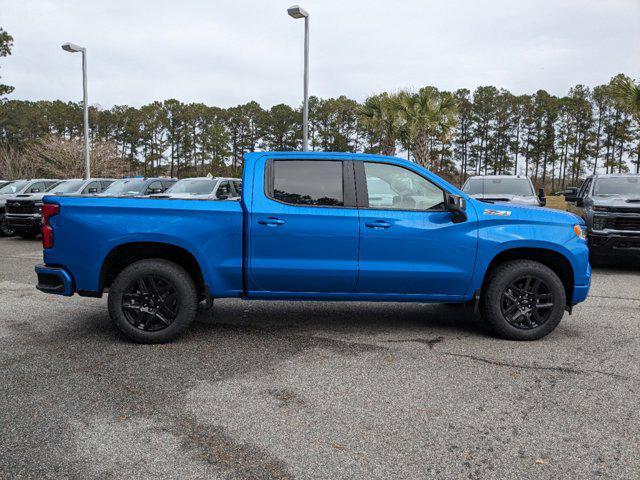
[385, 336, 445, 349]
[437, 351, 633, 380]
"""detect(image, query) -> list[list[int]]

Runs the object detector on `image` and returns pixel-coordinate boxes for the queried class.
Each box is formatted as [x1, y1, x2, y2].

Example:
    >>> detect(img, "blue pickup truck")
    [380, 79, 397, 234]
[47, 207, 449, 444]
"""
[35, 152, 590, 343]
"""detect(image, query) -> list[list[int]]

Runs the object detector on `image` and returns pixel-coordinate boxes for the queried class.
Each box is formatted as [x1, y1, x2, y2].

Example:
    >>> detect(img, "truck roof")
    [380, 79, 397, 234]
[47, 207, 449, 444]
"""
[465, 175, 531, 180]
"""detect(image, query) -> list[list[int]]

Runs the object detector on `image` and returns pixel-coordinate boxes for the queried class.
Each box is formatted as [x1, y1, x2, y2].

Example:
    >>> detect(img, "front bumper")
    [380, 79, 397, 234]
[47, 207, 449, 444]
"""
[588, 232, 640, 257]
[35, 264, 74, 296]
[6, 214, 42, 232]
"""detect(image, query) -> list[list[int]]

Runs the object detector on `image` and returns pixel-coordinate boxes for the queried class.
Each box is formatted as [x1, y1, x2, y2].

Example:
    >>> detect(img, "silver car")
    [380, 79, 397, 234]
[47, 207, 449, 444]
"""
[151, 177, 242, 200]
[461, 175, 546, 206]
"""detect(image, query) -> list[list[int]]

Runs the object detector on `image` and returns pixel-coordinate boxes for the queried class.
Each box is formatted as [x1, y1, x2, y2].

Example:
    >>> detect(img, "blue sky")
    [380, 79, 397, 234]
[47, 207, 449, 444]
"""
[2, 0, 639, 108]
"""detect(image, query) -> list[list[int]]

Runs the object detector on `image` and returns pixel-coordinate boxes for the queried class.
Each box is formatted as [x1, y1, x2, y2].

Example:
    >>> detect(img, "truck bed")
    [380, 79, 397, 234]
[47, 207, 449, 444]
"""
[42, 196, 244, 297]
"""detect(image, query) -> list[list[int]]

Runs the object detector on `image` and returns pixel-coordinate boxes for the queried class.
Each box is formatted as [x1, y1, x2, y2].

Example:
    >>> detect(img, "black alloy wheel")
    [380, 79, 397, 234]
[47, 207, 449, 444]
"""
[480, 259, 566, 340]
[122, 275, 179, 332]
[0, 215, 15, 237]
[500, 275, 554, 330]
[108, 259, 198, 343]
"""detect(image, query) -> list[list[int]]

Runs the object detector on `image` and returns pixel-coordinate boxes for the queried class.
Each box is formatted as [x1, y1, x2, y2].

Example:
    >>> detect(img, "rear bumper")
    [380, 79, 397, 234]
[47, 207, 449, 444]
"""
[588, 233, 640, 257]
[35, 264, 74, 296]
[6, 214, 41, 231]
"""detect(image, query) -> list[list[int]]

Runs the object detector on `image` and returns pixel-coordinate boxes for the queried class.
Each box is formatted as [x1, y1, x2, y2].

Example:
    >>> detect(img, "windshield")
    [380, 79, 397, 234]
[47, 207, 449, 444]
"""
[0, 180, 28, 194]
[168, 179, 216, 194]
[463, 177, 534, 196]
[102, 179, 146, 196]
[49, 180, 85, 194]
[593, 177, 640, 196]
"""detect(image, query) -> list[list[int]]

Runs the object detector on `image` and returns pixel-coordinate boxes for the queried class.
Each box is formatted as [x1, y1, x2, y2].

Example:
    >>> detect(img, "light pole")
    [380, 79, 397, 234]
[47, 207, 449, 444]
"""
[287, 5, 309, 151]
[62, 42, 90, 179]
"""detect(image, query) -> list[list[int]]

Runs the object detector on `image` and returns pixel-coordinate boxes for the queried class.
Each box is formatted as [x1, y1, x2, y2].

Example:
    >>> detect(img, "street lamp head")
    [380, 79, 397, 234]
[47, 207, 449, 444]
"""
[61, 42, 85, 53]
[287, 5, 309, 19]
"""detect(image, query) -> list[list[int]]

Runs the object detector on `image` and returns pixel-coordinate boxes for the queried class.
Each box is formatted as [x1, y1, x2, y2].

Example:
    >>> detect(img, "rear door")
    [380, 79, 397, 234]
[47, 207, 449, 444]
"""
[249, 158, 359, 293]
[356, 160, 477, 297]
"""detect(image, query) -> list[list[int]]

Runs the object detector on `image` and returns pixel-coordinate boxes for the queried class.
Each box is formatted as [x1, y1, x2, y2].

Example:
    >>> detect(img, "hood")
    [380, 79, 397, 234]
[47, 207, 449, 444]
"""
[469, 193, 539, 206]
[592, 196, 640, 208]
[4, 193, 49, 202]
[471, 198, 581, 225]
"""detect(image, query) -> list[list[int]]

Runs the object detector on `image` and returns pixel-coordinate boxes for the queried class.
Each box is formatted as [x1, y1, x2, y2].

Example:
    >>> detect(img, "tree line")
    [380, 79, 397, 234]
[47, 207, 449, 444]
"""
[1, 25, 639, 188]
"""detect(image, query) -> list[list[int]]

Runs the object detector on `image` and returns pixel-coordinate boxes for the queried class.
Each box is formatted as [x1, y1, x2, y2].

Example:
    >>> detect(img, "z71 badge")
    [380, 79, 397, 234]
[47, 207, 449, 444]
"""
[484, 209, 511, 217]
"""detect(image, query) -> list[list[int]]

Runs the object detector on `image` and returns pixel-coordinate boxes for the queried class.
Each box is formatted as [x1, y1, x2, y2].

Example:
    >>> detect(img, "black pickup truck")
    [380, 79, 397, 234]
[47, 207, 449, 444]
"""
[567, 174, 640, 259]
[5, 178, 114, 238]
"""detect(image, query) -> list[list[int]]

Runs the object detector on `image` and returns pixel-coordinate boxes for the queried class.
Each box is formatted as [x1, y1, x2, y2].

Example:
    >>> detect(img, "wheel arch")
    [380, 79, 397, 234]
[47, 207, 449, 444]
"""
[481, 247, 575, 305]
[100, 242, 206, 296]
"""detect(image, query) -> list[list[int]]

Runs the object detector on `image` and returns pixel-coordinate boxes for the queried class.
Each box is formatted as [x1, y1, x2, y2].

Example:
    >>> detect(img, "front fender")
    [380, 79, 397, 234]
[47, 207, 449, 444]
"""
[467, 220, 590, 298]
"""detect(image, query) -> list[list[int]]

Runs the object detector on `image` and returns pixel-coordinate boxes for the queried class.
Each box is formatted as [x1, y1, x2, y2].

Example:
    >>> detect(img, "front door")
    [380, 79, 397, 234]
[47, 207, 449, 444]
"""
[356, 161, 477, 297]
[249, 158, 359, 293]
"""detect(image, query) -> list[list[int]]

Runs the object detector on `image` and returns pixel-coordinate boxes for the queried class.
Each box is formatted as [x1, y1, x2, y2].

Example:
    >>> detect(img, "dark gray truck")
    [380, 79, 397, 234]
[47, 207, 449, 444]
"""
[567, 174, 640, 259]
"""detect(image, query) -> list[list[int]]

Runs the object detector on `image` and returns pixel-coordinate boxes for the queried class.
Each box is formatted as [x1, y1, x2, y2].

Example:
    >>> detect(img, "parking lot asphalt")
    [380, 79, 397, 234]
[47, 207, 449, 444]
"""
[0, 236, 639, 480]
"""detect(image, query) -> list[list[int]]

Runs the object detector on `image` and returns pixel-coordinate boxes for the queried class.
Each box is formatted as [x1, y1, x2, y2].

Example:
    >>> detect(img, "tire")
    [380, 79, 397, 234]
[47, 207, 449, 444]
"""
[480, 260, 566, 341]
[0, 214, 15, 237]
[107, 259, 198, 343]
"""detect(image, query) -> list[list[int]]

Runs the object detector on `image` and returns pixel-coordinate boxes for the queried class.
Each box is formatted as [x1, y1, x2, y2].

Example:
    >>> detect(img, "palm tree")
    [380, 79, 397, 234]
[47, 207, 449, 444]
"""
[359, 92, 402, 156]
[609, 75, 640, 173]
[396, 87, 458, 168]
[610, 75, 640, 117]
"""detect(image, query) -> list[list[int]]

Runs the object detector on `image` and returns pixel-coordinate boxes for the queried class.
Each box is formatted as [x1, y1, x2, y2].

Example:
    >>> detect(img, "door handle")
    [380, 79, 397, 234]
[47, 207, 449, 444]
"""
[258, 217, 285, 227]
[365, 220, 391, 229]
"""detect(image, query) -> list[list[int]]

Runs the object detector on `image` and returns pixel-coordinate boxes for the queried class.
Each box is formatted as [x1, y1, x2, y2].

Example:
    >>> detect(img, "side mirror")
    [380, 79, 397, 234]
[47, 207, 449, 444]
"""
[30, 188, 40, 193]
[576, 198, 584, 208]
[538, 188, 546, 207]
[445, 194, 467, 224]
[88, 188, 98, 193]
[148, 188, 163, 194]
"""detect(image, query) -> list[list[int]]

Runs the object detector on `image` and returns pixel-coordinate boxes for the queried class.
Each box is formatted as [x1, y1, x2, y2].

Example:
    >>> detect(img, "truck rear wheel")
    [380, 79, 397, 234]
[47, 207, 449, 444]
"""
[480, 260, 566, 341]
[107, 259, 198, 343]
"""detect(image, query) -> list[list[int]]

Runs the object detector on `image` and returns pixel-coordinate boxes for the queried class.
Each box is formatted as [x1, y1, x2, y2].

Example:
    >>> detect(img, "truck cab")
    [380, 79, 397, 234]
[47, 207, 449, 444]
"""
[35, 152, 590, 343]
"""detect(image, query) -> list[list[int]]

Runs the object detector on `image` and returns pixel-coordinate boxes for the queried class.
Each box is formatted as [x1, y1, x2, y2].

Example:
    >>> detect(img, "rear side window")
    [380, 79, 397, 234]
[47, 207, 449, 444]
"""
[270, 160, 344, 206]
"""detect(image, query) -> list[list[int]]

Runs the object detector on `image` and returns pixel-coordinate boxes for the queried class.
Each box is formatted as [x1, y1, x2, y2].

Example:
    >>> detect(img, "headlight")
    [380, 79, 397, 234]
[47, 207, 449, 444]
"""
[573, 224, 587, 240]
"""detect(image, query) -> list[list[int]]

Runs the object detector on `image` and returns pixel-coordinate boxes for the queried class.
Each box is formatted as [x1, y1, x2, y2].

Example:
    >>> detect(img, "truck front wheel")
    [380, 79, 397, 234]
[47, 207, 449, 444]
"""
[0, 214, 15, 237]
[481, 260, 566, 340]
[107, 259, 198, 343]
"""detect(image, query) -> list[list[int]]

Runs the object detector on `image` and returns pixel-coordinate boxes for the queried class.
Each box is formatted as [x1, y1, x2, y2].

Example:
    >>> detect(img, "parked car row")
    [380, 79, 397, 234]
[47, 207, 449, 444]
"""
[0, 176, 241, 238]
[461, 172, 640, 261]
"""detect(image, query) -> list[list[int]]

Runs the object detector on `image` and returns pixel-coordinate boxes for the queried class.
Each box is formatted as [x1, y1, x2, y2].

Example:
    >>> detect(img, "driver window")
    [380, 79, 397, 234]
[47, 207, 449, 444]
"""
[364, 162, 444, 211]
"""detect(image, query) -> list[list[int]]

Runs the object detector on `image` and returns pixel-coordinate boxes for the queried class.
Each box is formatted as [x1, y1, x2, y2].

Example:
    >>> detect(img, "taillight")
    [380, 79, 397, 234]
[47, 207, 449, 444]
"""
[42, 204, 59, 249]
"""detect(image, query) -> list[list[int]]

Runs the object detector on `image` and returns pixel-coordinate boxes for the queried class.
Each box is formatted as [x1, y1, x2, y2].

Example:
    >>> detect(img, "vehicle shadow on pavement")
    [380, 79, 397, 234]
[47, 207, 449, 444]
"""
[189, 301, 486, 340]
